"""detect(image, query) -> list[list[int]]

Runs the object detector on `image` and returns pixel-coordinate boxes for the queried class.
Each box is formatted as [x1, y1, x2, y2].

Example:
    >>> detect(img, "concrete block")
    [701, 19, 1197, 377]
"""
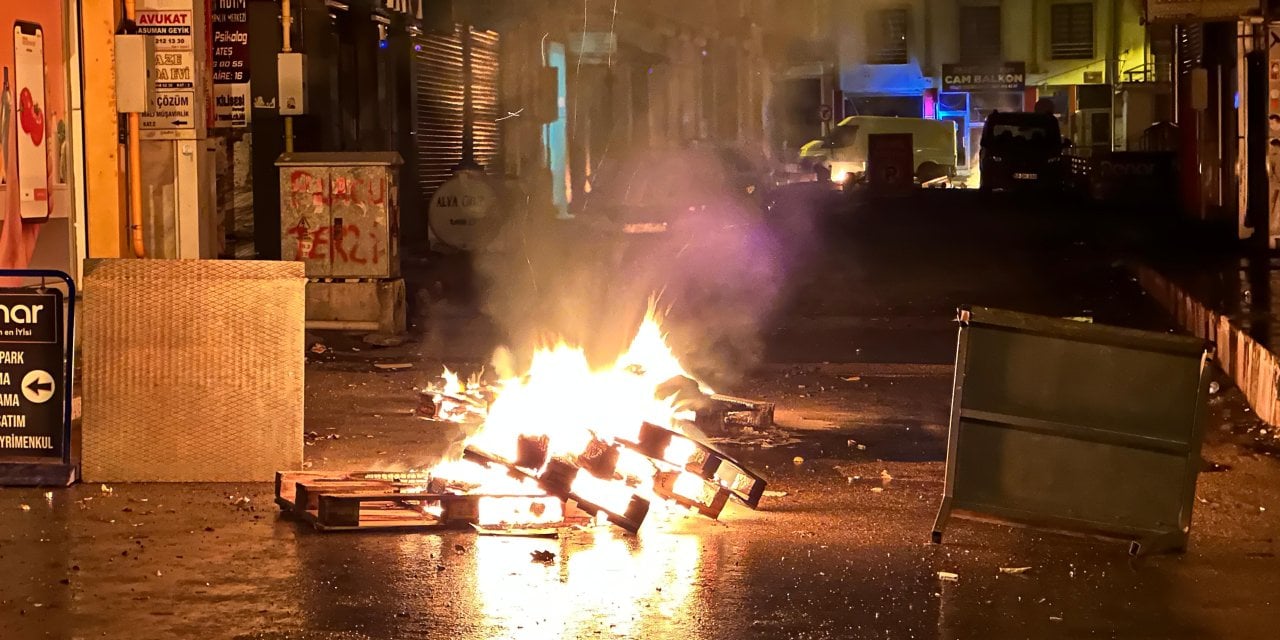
[305, 279, 406, 335]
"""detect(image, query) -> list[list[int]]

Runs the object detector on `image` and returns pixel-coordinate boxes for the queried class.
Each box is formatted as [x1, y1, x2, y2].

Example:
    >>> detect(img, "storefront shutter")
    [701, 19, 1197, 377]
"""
[411, 26, 500, 209]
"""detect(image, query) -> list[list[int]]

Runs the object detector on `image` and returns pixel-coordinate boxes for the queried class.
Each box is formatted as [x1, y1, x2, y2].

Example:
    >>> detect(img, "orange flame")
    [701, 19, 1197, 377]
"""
[435, 300, 716, 524]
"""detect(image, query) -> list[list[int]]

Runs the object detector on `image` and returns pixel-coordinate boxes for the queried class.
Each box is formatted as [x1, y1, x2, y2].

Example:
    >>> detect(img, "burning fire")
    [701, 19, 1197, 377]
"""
[470, 306, 707, 462]
[421, 301, 761, 529]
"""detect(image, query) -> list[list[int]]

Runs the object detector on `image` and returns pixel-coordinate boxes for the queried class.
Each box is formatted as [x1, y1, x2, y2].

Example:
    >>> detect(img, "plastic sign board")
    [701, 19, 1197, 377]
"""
[0, 270, 76, 486]
[941, 62, 1026, 92]
[136, 2, 199, 139]
[1145, 0, 1260, 23]
[211, 0, 250, 127]
[428, 169, 500, 251]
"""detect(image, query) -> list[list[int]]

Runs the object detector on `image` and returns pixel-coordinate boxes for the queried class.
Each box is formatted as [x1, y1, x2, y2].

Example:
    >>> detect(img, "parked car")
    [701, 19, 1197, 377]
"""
[580, 145, 771, 237]
[799, 115, 958, 186]
[978, 111, 1067, 192]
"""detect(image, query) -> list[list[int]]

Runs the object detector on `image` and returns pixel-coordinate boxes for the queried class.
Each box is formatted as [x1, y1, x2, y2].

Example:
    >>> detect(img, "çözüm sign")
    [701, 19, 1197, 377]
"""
[942, 62, 1026, 92]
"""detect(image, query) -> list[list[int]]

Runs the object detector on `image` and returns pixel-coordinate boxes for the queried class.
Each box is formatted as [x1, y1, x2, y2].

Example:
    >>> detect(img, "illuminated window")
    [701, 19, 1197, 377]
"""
[868, 8, 909, 65]
[1050, 2, 1094, 60]
[959, 5, 1002, 62]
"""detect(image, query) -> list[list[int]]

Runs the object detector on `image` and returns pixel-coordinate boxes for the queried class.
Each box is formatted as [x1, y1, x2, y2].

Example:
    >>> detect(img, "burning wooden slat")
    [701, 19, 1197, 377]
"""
[315, 492, 480, 530]
[620, 422, 768, 508]
[652, 470, 732, 518]
[578, 438, 621, 479]
[463, 447, 651, 533]
[515, 434, 550, 470]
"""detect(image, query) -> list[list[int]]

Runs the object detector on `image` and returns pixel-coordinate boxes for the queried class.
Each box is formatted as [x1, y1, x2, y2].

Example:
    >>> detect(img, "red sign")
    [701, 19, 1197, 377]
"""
[137, 11, 190, 26]
[867, 133, 915, 193]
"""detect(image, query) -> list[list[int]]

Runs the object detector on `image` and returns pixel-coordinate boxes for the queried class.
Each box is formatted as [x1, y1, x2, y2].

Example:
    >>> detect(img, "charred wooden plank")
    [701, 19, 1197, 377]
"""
[464, 446, 650, 533]
[515, 434, 550, 470]
[618, 422, 768, 509]
[653, 470, 731, 519]
[577, 438, 620, 479]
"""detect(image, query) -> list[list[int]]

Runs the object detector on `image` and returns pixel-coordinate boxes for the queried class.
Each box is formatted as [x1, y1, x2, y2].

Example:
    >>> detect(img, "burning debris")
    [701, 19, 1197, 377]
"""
[280, 303, 771, 534]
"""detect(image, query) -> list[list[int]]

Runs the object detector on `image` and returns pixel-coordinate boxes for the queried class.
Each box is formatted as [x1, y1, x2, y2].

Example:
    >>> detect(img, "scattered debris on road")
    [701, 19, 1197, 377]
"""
[374, 363, 413, 371]
[999, 566, 1033, 575]
[763, 490, 788, 498]
[363, 333, 406, 348]
[473, 524, 559, 539]
[937, 571, 959, 582]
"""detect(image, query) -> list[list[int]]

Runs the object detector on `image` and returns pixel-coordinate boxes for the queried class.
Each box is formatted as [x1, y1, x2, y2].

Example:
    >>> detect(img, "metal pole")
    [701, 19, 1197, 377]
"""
[282, 0, 295, 154]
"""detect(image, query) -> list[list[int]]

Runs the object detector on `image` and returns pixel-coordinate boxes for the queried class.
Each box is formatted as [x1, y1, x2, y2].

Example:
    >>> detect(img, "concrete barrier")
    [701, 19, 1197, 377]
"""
[1135, 265, 1280, 427]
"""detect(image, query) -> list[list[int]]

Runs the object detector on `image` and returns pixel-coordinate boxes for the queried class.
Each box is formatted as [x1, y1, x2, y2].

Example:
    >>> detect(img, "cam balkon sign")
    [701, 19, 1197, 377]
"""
[942, 62, 1026, 92]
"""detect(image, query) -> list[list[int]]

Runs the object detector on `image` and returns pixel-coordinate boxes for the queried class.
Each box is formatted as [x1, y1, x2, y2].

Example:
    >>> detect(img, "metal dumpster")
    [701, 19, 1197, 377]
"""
[932, 306, 1213, 555]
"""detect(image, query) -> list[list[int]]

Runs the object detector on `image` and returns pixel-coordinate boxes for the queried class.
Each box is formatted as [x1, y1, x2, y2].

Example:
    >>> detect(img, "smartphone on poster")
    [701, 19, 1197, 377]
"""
[13, 21, 50, 222]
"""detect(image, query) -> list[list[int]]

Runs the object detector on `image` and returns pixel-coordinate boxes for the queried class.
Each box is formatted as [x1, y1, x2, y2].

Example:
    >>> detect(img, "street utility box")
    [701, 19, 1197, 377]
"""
[277, 152, 401, 279]
[932, 306, 1212, 555]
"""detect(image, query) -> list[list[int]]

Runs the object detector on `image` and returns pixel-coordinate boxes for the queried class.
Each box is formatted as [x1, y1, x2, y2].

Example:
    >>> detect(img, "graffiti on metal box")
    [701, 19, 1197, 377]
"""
[285, 222, 386, 266]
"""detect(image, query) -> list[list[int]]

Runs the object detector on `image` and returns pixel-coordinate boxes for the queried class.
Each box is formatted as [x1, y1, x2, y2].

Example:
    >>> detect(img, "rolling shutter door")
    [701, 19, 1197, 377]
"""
[411, 26, 501, 208]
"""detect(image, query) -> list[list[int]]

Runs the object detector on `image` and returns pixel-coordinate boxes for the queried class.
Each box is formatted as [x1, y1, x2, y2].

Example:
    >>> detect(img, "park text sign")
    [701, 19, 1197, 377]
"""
[0, 290, 63, 455]
[0, 278, 76, 485]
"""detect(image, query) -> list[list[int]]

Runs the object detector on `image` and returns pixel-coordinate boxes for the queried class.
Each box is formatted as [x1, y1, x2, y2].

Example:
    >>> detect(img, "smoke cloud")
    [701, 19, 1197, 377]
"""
[472, 148, 826, 388]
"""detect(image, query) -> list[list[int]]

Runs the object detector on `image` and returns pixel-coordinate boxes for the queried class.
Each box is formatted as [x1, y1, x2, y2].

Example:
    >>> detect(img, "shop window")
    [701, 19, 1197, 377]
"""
[868, 8, 909, 65]
[959, 6, 1001, 62]
[1050, 2, 1094, 60]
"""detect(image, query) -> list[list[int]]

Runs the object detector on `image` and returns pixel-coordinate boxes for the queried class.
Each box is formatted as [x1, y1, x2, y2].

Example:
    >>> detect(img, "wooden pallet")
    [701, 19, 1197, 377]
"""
[275, 471, 590, 533]
[623, 421, 768, 509]
[275, 471, 480, 531]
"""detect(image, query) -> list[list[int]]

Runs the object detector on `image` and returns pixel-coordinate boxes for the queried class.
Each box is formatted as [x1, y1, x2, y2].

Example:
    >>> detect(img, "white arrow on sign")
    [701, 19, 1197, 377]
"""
[21, 370, 55, 404]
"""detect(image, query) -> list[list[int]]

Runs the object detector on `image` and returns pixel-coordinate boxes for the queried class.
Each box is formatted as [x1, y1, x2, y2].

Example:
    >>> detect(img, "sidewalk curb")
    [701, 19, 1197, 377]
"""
[1134, 263, 1280, 427]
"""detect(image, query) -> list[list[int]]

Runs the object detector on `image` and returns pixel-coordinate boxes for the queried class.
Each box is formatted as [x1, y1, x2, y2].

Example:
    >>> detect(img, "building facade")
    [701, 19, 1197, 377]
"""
[834, 0, 1164, 172]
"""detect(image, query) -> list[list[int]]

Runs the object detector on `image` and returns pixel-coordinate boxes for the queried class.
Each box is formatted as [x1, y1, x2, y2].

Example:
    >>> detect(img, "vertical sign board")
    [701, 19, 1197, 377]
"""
[136, 2, 199, 139]
[1268, 25, 1280, 248]
[211, 0, 250, 127]
[0, 271, 75, 486]
[866, 133, 915, 193]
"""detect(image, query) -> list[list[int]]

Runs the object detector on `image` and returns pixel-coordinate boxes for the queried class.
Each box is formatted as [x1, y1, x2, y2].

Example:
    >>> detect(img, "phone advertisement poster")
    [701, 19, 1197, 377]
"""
[14, 21, 49, 221]
[0, 3, 68, 270]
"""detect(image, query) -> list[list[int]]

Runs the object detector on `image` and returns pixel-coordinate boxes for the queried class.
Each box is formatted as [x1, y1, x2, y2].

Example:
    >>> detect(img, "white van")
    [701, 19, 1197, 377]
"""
[800, 116, 958, 184]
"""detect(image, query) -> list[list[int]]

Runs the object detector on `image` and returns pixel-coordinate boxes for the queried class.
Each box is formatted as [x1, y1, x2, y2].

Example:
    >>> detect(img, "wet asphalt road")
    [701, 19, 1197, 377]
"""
[5, 191, 1280, 639]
